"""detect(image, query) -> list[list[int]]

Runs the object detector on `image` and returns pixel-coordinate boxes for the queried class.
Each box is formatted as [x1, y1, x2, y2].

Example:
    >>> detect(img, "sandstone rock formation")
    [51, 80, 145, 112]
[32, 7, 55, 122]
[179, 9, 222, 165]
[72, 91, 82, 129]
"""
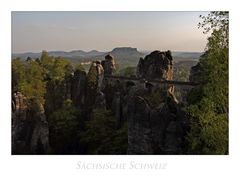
[94, 90, 106, 109]
[101, 74, 188, 154]
[85, 61, 105, 110]
[12, 93, 50, 154]
[12, 92, 27, 118]
[95, 61, 105, 88]
[137, 50, 173, 80]
[127, 87, 188, 154]
[127, 95, 153, 154]
[101, 54, 116, 75]
[71, 69, 87, 108]
[12, 50, 192, 155]
[27, 99, 50, 154]
[112, 91, 122, 128]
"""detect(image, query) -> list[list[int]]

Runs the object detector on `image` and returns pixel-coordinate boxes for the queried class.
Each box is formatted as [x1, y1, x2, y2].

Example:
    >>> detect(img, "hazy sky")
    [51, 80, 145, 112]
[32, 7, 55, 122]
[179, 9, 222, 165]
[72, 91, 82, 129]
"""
[12, 11, 209, 53]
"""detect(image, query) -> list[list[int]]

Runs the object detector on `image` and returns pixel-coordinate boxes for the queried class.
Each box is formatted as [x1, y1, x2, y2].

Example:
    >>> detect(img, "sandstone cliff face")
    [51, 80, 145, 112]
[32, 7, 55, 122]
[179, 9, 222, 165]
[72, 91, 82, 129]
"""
[71, 69, 86, 108]
[127, 87, 187, 154]
[102, 75, 188, 154]
[12, 93, 50, 154]
[12, 92, 27, 154]
[95, 61, 105, 89]
[101, 50, 189, 154]
[101, 54, 116, 75]
[127, 95, 153, 154]
[137, 50, 173, 80]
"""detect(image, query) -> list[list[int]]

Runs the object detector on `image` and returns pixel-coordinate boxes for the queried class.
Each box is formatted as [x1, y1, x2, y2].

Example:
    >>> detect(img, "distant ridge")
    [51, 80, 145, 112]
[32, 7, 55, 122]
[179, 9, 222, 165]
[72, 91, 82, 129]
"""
[12, 47, 143, 61]
[12, 47, 202, 67]
[12, 49, 107, 59]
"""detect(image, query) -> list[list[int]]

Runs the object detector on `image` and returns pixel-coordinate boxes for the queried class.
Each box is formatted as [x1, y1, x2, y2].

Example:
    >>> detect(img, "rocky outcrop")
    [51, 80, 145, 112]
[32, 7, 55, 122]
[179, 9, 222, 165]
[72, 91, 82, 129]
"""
[98, 50, 188, 154]
[112, 92, 122, 128]
[127, 96, 153, 154]
[101, 54, 116, 75]
[126, 86, 188, 154]
[71, 69, 87, 108]
[12, 92, 27, 154]
[95, 90, 106, 109]
[85, 61, 105, 109]
[27, 99, 50, 154]
[95, 61, 105, 88]
[12, 50, 192, 155]
[12, 93, 50, 154]
[12, 92, 27, 118]
[136, 50, 173, 80]
[102, 75, 187, 154]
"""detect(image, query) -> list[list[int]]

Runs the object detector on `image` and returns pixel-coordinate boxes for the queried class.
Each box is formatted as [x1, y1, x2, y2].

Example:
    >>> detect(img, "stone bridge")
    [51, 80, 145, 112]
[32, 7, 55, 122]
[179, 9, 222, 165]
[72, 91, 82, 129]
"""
[104, 75, 198, 88]
[103, 75, 199, 102]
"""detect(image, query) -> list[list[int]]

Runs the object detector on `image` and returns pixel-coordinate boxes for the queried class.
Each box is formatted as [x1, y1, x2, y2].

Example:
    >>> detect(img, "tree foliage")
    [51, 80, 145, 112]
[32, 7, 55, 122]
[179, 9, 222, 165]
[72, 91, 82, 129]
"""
[80, 109, 127, 154]
[48, 99, 80, 154]
[117, 66, 136, 77]
[186, 11, 228, 154]
[85, 63, 98, 109]
[12, 58, 46, 104]
[199, 12, 229, 42]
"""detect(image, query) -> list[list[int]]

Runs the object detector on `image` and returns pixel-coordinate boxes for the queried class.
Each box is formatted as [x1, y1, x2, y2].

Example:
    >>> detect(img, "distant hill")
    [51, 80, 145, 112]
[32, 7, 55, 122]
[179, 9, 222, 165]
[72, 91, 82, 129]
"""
[12, 47, 145, 67]
[108, 47, 145, 66]
[12, 48, 202, 68]
[12, 50, 106, 60]
[110, 47, 143, 57]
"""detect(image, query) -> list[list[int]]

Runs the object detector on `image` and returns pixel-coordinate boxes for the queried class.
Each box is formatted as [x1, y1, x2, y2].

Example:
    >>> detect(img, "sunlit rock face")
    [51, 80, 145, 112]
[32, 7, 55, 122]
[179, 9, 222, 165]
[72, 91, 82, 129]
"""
[95, 61, 104, 89]
[137, 50, 173, 80]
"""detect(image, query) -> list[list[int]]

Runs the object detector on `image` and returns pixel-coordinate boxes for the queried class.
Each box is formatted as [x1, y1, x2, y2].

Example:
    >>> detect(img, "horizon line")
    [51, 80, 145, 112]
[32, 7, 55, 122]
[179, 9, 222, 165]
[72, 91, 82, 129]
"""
[12, 48, 205, 54]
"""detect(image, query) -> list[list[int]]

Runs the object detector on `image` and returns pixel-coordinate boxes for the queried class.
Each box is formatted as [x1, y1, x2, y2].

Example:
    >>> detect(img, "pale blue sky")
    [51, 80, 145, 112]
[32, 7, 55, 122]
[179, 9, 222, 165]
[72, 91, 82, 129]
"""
[12, 11, 209, 53]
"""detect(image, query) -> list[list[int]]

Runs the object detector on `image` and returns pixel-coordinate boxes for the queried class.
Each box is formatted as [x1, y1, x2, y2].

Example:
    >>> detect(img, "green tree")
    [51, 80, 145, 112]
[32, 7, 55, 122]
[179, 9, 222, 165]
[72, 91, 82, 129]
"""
[80, 109, 127, 154]
[12, 58, 25, 92]
[85, 63, 98, 110]
[51, 57, 72, 82]
[40, 50, 54, 68]
[186, 11, 228, 154]
[75, 63, 85, 72]
[86, 63, 98, 90]
[117, 66, 136, 77]
[48, 99, 80, 154]
[42, 52, 74, 114]
[12, 58, 46, 104]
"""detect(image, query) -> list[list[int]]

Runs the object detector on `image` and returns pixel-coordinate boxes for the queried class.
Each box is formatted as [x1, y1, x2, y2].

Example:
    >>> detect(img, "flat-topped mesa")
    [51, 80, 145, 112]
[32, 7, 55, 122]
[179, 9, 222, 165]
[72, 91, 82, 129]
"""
[101, 54, 116, 75]
[136, 50, 173, 80]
